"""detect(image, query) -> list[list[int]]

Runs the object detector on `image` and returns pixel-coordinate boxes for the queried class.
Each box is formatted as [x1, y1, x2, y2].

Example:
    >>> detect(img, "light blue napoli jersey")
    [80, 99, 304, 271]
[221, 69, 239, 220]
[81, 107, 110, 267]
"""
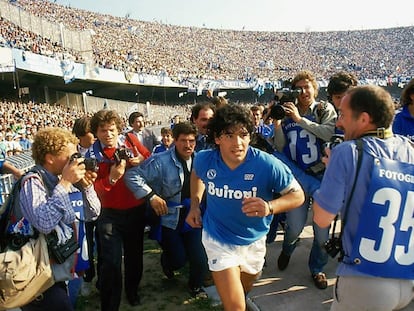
[314, 135, 414, 278]
[194, 146, 296, 246]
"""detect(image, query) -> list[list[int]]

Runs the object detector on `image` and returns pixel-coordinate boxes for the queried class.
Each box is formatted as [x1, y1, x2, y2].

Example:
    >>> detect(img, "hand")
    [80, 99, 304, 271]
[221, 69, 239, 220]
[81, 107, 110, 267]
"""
[78, 170, 98, 189]
[321, 147, 331, 167]
[128, 154, 145, 167]
[186, 207, 202, 228]
[109, 159, 126, 181]
[283, 102, 301, 122]
[61, 156, 86, 190]
[149, 195, 168, 216]
[241, 197, 269, 217]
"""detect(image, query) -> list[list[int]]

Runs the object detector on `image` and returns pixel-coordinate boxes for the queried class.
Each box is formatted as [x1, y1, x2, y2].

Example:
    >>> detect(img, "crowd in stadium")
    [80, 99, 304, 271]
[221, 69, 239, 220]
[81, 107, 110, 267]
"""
[0, 99, 193, 158]
[1, 0, 413, 83]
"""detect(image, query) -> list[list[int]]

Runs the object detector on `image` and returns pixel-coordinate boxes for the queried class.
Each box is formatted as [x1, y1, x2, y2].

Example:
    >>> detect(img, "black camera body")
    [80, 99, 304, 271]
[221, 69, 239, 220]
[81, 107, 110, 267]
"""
[84, 158, 99, 172]
[114, 148, 133, 164]
[70, 152, 99, 172]
[45, 230, 79, 264]
[324, 237, 342, 258]
[322, 134, 344, 156]
[269, 88, 303, 120]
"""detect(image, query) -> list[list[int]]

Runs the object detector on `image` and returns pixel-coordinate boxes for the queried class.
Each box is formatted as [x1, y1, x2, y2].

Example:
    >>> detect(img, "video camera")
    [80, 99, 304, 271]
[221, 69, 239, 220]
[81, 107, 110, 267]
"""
[269, 87, 303, 120]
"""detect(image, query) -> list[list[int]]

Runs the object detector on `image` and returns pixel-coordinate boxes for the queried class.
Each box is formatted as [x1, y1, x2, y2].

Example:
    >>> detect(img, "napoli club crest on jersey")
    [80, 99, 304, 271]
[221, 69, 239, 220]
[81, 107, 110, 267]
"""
[207, 169, 216, 180]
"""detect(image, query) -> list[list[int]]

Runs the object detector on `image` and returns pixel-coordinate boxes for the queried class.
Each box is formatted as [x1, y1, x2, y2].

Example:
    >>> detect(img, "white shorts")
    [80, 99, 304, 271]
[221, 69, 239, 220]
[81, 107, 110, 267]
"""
[202, 230, 266, 275]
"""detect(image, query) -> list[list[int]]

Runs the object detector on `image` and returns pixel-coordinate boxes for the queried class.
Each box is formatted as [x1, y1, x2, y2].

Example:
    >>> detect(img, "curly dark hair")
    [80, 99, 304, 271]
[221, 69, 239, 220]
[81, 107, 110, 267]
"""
[90, 110, 123, 135]
[327, 71, 358, 97]
[291, 70, 319, 98]
[206, 104, 254, 144]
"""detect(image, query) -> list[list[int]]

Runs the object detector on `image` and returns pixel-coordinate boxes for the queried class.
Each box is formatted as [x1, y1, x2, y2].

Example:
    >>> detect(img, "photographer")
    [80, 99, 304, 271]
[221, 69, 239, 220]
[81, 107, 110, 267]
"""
[270, 70, 337, 289]
[85, 110, 150, 310]
[19, 127, 101, 311]
[313, 85, 414, 310]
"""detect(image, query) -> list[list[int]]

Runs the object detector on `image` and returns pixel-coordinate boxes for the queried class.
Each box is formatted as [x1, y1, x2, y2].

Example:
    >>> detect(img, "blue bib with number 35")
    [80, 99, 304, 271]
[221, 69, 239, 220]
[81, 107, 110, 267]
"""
[350, 158, 414, 279]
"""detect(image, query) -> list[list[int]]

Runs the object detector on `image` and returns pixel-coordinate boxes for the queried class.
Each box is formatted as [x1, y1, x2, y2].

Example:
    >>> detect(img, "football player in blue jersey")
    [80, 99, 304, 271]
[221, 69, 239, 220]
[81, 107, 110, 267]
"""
[186, 104, 305, 311]
[313, 85, 414, 310]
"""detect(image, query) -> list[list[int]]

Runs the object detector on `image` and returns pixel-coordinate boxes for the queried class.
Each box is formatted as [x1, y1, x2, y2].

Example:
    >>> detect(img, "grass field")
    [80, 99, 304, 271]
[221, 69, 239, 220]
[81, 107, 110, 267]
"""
[75, 237, 223, 311]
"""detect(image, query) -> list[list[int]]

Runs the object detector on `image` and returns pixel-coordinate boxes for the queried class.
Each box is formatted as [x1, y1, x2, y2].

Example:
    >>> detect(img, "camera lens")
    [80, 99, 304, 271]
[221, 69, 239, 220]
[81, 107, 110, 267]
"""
[270, 104, 286, 120]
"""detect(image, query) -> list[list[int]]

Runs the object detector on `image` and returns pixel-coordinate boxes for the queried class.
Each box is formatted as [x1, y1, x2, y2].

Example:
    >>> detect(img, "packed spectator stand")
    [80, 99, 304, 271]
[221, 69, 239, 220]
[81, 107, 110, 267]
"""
[0, 0, 413, 86]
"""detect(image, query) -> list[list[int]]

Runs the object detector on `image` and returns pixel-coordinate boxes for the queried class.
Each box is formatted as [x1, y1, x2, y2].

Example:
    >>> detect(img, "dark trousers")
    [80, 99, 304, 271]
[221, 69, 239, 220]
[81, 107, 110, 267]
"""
[161, 226, 208, 289]
[98, 205, 146, 311]
[21, 282, 73, 311]
[266, 212, 286, 244]
[84, 219, 100, 283]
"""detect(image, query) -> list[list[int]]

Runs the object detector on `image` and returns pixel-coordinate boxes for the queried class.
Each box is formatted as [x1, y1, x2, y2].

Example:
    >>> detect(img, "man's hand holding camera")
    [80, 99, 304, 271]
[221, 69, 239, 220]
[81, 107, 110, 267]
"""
[60, 154, 87, 191]
[108, 157, 126, 186]
[282, 101, 302, 123]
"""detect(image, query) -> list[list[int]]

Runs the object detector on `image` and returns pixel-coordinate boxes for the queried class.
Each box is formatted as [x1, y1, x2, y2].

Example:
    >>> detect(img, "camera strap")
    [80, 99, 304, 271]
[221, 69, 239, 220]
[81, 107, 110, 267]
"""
[335, 138, 364, 261]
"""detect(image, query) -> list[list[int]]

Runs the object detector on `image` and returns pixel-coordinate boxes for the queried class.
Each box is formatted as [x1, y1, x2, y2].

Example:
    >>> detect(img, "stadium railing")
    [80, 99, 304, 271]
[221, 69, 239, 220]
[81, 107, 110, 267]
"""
[0, 152, 35, 204]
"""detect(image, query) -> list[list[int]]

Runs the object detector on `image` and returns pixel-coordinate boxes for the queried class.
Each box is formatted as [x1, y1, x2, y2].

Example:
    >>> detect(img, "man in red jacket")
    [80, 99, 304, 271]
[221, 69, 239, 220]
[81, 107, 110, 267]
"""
[86, 110, 150, 311]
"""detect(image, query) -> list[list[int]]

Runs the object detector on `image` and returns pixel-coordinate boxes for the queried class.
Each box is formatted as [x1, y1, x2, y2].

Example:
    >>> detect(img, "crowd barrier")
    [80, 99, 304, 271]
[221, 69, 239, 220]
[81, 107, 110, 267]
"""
[0, 152, 35, 204]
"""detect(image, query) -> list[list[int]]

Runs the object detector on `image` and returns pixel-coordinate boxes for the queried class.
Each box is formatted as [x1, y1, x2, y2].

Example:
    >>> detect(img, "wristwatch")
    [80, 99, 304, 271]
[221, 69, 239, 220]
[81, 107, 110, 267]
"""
[147, 191, 156, 201]
[109, 177, 117, 185]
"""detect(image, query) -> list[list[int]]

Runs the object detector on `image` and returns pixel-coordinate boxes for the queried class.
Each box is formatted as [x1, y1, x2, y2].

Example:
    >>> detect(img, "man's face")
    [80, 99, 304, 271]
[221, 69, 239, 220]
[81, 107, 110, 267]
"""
[193, 108, 214, 135]
[79, 132, 96, 149]
[295, 79, 316, 107]
[331, 93, 346, 110]
[251, 110, 262, 126]
[131, 116, 145, 131]
[50, 142, 77, 175]
[161, 132, 173, 147]
[214, 126, 250, 169]
[336, 94, 362, 141]
[95, 121, 119, 147]
[175, 133, 196, 160]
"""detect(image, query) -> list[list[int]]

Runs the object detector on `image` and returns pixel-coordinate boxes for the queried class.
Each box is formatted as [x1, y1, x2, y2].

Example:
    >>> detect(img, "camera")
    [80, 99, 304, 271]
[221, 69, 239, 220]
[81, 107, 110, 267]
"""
[114, 148, 133, 164]
[83, 158, 99, 172]
[70, 152, 99, 172]
[269, 88, 303, 120]
[70, 152, 82, 162]
[324, 237, 342, 258]
[322, 134, 344, 156]
[45, 230, 79, 264]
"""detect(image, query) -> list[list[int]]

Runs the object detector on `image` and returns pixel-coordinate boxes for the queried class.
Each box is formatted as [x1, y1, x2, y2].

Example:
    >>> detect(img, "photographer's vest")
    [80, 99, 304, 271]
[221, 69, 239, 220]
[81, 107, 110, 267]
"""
[282, 110, 324, 171]
[348, 157, 414, 279]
